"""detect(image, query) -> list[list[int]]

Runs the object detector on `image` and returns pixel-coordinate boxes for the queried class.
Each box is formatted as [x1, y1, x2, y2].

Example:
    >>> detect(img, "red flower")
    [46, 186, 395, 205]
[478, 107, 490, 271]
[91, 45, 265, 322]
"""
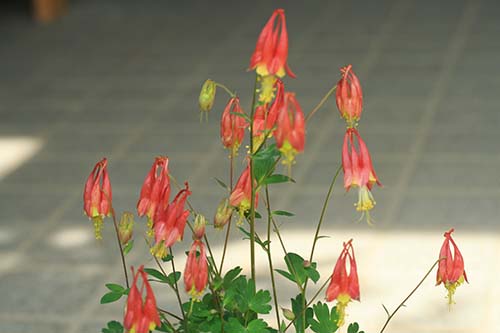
[184, 239, 208, 299]
[137, 157, 170, 236]
[83, 158, 112, 239]
[151, 182, 191, 258]
[274, 92, 305, 168]
[326, 239, 359, 327]
[342, 128, 381, 224]
[436, 228, 468, 307]
[124, 265, 161, 333]
[229, 162, 258, 224]
[336, 65, 363, 126]
[221, 97, 248, 157]
[249, 9, 295, 78]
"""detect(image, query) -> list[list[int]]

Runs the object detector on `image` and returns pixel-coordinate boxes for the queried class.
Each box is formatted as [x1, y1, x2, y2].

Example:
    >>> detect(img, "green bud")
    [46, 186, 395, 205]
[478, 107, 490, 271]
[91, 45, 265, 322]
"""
[281, 307, 295, 321]
[199, 79, 217, 113]
[118, 211, 134, 245]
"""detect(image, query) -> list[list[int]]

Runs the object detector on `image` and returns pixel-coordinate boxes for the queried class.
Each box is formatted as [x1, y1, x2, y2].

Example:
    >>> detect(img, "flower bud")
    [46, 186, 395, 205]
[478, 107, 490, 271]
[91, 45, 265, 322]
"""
[199, 79, 217, 113]
[303, 260, 311, 268]
[118, 211, 134, 245]
[281, 307, 295, 321]
[193, 214, 206, 240]
[214, 198, 233, 229]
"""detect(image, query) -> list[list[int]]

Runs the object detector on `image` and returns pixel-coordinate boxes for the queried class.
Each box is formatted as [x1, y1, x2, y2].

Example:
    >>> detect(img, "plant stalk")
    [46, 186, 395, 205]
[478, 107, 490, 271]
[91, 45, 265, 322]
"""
[379, 259, 442, 333]
[249, 74, 259, 282]
[304, 85, 337, 123]
[110, 208, 129, 289]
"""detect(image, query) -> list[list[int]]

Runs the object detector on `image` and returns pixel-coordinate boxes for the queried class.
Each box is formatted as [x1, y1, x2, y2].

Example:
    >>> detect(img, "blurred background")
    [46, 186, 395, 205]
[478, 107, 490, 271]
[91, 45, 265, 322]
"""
[0, 0, 498, 332]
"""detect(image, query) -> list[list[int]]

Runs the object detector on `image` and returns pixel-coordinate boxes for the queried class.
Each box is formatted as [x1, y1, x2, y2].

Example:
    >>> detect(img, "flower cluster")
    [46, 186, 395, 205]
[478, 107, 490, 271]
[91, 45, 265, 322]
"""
[336, 65, 381, 224]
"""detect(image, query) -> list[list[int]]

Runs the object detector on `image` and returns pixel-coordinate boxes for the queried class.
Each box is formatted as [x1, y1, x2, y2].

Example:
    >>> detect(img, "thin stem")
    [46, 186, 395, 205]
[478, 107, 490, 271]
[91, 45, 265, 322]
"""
[249, 74, 259, 283]
[219, 154, 234, 272]
[379, 259, 442, 333]
[215, 82, 236, 97]
[158, 308, 183, 321]
[309, 165, 342, 263]
[158, 311, 178, 333]
[265, 186, 281, 329]
[168, 247, 188, 333]
[110, 208, 129, 289]
[304, 84, 337, 123]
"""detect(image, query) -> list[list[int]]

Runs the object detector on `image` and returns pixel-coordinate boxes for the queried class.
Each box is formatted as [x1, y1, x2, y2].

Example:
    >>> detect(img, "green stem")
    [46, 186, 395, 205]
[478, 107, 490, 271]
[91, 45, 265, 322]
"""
[110, 208, 129, 289]
[215, 82, 236, 97]
[304, 84, 337, 123]
[264, 186, 281, 329]
[379, 259, 442, 333]
[309, 165, 342, 263]
[249, 74, 259, 283]
[219, 154, 234, 272]
[168, 248, 188, 333]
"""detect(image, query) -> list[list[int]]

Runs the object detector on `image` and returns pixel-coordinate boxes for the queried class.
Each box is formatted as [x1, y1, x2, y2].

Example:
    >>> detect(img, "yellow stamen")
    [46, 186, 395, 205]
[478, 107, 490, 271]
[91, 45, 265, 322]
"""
[92, 216, 104, 240]
[336, 294, 351, 327]
[150, 241, 168, 259]
[258, 75, 277, 103]
[146, 216, 154, 239]
[445, 275, 465, 310]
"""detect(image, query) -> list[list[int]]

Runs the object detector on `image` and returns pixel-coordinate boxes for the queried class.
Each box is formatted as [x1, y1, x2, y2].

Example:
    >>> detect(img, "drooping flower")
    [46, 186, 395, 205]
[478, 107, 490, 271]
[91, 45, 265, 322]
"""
[83, 158, 112, 239]
[214, 198, 233, 230]
[150, 182, 191, 258]
[342, 128, 381, 224]
[436, 228, 468, 308]
[124, 265, 161, 333]
[137, 156, 170, 237]
[253, 79, 285, 143]
[184, 239, 208, 299]
[274, 92, 305, 171]
[326, 239, 360, 327]
[229, 163, 258, 224]
[336, 65, 363, 127]
[249, 9, 295, 78]
[221, 97, 248, 157]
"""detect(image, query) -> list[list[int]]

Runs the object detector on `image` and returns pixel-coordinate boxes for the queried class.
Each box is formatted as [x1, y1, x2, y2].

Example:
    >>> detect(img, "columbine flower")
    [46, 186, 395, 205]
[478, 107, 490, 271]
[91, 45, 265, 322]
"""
[250, 9, 295, 79]
[83, 158, 112, 239]
[124, 265, 161, 333]
[336, 65, 363, 127]
[436, 228, 468, 308]
[221, 97, 248, 157]
[229, 163, 258, 224]
[214, 198, 233, 230]
[274, 92, 305, 172]
[150, 182, 191, 259]
[184, 239, 208, 299]
[342, 128, 381, 224]
[326, 239, 360, 327]
[137, 156, 170, 237]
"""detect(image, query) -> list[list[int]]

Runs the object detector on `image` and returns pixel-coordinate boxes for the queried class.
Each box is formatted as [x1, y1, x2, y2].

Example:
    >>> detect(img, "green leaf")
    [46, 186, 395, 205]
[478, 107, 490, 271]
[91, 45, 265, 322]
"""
[238, 226, 267, 250]
[105, 283, 125, 293]
[275, 268, 295, 283]
[247, 319, 270, 333]
[249, 289, 272, 314]
[101, 320, 123, 333]
[223, 267, 243, 288]
[225, 318, 245, 333]
[305, 264, 320, 283]
[348, 322, 364, 333]
[252, 144, 280, 183]
[309, 302, 339, 333]
[214, 177, 229, 191]
[100, 292, 123, 304]
[167, 272, 181, 286]
[291, 294, 312, 333]
[272, 210, 295, 217]
[162, 254, 173, 262]
[123, 240, 134, 255]
[261, 174, 295, 185]
[284, 253, 308, 286]
[144, 268, 168, 283]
